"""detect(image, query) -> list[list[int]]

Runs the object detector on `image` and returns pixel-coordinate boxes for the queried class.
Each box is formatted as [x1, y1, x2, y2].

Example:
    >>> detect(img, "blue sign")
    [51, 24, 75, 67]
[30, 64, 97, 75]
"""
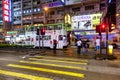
[108, 0, 112, 3]
[42, 1, 63, 8]
[59, 0, 66, 6]
[61, 0, 65, 3]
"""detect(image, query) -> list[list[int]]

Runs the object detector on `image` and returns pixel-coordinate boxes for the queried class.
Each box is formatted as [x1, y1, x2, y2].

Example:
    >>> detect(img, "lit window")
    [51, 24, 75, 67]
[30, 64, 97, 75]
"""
[19, 11, 21, 15]
[29, 10, 32, 12]
[37, 8, 40, 11]
[23, 10, 26, 13]
[26, 10, 29, 13]
[34, 9, 37, 12]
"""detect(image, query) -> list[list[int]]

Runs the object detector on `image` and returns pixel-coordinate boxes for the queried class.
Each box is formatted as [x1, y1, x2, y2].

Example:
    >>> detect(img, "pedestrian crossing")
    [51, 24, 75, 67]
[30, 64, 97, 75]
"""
[0, 69, 52, 80]
[0, 55, 88, 80]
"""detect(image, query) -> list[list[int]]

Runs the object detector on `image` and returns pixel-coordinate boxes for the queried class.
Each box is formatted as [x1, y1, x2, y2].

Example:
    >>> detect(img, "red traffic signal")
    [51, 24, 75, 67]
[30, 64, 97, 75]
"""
[100, 24, 106, 32]
[40, 28, 45, 35]
[102, 24, 105, 28]
[96, 24, 106, 33]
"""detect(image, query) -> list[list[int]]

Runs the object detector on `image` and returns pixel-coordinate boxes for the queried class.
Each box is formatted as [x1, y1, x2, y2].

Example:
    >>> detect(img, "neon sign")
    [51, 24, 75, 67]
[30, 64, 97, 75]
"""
[2, 0, 11, 22]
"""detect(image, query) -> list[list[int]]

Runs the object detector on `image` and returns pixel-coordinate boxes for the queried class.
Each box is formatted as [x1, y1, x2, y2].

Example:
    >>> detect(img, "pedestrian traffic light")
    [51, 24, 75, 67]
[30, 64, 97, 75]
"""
[109, 23, 115, 32]
[40, 28, 45, 35]
[36, 28, 40, 35]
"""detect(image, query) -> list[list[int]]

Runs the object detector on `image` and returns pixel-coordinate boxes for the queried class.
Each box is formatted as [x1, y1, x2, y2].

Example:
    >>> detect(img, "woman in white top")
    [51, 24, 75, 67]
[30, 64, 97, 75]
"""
[95, 37, 100, 54]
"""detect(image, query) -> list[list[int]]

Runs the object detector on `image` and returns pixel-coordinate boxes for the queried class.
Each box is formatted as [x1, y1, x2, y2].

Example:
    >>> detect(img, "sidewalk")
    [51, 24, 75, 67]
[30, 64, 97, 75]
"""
[64, 46, 120, 75]
[67, 46, 119, 59]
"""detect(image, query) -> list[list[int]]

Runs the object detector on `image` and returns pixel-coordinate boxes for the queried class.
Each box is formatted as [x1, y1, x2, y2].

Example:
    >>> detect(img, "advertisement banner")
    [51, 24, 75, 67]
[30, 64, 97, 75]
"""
[71, 13, 102, 30]
[72, 15, 92, 30]
[91, 13, 102, 30]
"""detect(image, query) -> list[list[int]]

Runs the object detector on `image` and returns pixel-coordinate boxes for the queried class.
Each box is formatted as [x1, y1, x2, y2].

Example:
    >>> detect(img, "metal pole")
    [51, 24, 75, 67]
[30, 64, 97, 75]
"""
[99, 18, 102, 54]
[42, 35, 44, 49]
[106, 17, 109, 57]
[38, 28, 40, 49]
[106, 1, 109, 57]
[99, 32, 102, 54]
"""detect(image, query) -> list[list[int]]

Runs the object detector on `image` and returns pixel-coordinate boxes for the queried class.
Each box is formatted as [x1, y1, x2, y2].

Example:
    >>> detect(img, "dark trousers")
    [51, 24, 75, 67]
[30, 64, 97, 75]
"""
[77, 46, 81, 54]
[53, 45, 57, 53]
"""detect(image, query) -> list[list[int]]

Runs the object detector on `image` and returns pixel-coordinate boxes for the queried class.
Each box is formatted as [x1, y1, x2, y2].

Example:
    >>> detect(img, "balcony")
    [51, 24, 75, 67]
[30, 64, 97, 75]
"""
[13, 21, 21, 25]
[23, 0, 31, 3]
[22, 20, 31, 24]
[33, 18, 44, 23]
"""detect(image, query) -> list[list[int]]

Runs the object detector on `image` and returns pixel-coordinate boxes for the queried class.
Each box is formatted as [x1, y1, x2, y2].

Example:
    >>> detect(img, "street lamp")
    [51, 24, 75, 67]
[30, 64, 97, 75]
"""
[43, 6, 48, 24]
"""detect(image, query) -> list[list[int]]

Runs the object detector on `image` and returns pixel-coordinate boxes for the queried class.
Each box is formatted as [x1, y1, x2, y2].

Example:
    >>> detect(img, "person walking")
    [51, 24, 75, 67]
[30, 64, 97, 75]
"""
[53, 39, 57, 53]
[95, 37, 100, 54]
[76, 39, 82, 54]
[82, 40, 87, 54]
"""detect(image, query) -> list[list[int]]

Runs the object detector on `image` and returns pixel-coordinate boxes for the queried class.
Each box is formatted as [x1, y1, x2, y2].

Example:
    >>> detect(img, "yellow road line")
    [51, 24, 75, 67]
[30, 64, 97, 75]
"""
[0, 69, 52, 80]
[20, 60, 86, 70]
[35, 56, 88, 62]
[7, 64, 85, 78]
[29, 58, 87, 65]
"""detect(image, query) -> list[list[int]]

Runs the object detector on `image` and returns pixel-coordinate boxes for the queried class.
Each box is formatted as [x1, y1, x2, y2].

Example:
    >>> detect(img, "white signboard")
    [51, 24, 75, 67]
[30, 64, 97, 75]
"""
[72, 15, 92, 30]
[66, 0, 83, 5]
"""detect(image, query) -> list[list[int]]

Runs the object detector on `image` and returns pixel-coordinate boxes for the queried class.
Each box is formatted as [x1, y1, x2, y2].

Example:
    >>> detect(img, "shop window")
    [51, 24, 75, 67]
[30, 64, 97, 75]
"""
[72, 7, 80, 12]
[50, 11, 55, 15]
[100, 3, 106, 10]
[57, 10, 64, 15]
[85, 5, 94, 10]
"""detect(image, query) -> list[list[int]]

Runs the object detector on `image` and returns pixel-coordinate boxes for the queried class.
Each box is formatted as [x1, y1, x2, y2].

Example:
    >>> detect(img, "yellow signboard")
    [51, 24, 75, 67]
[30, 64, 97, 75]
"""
[92, 13, 102, 29]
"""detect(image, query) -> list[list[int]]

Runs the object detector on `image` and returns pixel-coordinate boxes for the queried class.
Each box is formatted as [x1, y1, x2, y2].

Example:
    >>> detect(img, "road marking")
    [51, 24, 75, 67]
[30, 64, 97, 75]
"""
[0, 69, 52, 80]
[20, 60, 86, 70]
[34, 55, 88, 62]
[29, 58, 87, 65]
[7, 64, 85, 78]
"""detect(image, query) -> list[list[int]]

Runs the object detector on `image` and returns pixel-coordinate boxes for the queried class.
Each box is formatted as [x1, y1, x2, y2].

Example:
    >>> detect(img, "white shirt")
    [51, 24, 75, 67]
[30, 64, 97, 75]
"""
[96, 39, 100, 46]
[77, 40, 82, 46]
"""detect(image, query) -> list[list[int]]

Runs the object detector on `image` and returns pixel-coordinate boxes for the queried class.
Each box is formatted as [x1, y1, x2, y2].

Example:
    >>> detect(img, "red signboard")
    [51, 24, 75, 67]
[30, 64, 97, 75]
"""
[2, 0, 10, 22]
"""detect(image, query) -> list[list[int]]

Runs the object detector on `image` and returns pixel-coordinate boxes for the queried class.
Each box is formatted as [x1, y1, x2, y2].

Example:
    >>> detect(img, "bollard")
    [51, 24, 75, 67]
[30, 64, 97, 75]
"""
[108, 45, 113, 55]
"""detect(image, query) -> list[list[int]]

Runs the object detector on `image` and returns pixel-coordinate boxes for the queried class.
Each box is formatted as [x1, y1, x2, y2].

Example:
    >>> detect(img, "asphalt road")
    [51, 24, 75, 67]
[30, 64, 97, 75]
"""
[0, 48, 120, 80]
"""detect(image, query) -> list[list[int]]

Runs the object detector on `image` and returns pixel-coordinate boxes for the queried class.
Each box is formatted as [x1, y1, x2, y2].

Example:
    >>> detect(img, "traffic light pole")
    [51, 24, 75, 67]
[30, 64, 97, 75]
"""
[39, 28, 40, 49]
[99, 32, 102, 54]
[106, 1, 109, 58]
[42, 35, 44, 49]
[106, 17, 109, 58]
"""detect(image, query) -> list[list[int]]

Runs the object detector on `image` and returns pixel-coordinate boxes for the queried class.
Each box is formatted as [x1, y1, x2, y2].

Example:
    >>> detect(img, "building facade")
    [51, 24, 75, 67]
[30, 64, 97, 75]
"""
[12, 0, 107, 33]
[116, 0, 120, 29]
[13, 0, 120, 37]
[12, 0, 42, 33]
